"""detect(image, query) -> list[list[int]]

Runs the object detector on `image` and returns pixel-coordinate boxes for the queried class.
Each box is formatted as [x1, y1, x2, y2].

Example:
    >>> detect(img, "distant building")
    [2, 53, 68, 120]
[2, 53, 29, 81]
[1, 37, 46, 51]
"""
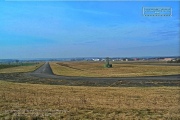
[163, 58, 174, 61]
[101, 59, 106, 61]
[93, 59, 100, 61]
[134, 58, 138, 61]
[158, 59, 164, 61]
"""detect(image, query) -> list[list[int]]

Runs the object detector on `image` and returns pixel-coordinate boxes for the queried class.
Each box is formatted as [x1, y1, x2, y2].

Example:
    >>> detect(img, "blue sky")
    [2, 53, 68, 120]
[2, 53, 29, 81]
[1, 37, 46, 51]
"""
[0, 1, 179, 59]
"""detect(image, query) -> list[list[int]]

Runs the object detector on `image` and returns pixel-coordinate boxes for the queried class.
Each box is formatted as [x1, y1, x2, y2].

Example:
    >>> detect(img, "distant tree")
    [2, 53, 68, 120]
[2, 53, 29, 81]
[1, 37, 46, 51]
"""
[176, 59, 180, 63]
[15, 60, 19, 65]
[167, 59, 180, 63]
[105, 57, 112, 68]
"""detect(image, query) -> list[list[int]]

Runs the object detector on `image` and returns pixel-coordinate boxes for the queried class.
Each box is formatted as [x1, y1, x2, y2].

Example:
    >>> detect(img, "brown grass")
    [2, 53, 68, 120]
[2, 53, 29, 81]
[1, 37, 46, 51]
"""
[0, 63, 44, 73]
[50, 62, 180, 77]
[0, 80, 179, 119]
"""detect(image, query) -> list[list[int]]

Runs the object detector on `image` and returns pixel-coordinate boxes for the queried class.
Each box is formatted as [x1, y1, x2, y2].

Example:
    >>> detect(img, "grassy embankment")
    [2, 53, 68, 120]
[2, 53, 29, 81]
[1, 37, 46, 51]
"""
[0, 63, 44, 73]
[0, 81, 179, 119]
[50, 62, 180, 77]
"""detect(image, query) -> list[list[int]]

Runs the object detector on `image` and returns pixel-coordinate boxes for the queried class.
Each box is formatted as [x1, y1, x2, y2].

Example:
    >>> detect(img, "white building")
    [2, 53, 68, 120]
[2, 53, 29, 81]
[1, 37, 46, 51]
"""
[93, 59, 100, 61]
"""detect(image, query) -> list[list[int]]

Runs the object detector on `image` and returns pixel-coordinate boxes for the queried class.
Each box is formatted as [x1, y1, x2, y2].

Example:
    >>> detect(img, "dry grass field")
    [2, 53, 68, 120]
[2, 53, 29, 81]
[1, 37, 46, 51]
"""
[50, 62, 180, 77]
[0, 80, 179, 119]
[0, 63, 43, 73]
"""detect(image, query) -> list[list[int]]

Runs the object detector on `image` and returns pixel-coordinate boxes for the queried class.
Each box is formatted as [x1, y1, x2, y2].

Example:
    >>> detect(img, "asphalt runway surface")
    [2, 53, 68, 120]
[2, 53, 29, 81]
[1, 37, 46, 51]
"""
[31, 62, 54, 75]
[25, 62, 179, 87]
[0, 62, 179, 87]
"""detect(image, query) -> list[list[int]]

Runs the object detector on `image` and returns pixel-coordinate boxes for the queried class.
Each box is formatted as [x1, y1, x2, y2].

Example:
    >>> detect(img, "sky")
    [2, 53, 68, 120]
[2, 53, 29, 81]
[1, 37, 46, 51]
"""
[0, 1, 179, 59]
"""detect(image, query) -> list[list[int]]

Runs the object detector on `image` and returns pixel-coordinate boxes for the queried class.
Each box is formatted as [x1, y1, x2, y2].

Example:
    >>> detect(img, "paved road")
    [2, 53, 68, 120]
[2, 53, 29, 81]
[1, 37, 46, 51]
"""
[32, 62, 54, 75]
[0, 62, 178, 86]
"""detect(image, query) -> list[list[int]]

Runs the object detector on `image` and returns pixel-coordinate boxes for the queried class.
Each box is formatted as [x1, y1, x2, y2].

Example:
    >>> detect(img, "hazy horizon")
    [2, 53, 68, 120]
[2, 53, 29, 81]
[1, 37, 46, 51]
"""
[0, 1, 179, 59]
